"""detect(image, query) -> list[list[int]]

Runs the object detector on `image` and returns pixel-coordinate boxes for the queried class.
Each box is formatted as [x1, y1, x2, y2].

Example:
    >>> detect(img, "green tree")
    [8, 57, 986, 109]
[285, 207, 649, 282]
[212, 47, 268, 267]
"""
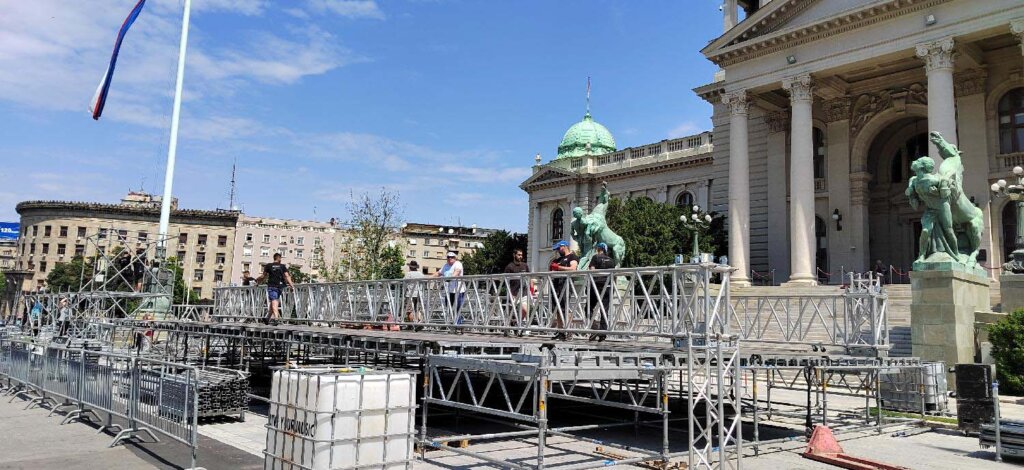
[320, 188, 404, 281]
[0, 270, 7, 294]
[166, 257, 197, 304]
[988, 309, 1024, 395]
[288, 265, 313, 284]
[604, 197, 726, 268]
[379, 244, 406, 280]
[461, 230, 529, 275]
[46, 256, 93, 292]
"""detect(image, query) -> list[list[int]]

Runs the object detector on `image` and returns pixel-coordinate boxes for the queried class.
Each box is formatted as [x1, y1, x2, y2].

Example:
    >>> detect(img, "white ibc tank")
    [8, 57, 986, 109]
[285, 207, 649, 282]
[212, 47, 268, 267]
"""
[265, 367, 415, 470]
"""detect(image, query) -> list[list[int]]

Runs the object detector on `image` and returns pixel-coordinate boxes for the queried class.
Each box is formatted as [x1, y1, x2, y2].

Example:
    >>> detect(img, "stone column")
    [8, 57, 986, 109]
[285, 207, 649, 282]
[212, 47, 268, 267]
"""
[849, 171, 872, 271]
[531, 202, 542, 272]
[783, 74, 817, 286]
[915, 38, 957, 163]
[764, 111, 791, 282]
[723, 90, 751, 286]
[825, 98, 853, 281]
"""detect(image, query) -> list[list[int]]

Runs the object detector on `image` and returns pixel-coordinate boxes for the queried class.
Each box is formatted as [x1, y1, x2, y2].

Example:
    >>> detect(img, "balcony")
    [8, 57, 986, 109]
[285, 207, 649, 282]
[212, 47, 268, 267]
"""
[814, 178, 827, 193]
[998, 152, 1024, 169]
[554, 131, 713, 174]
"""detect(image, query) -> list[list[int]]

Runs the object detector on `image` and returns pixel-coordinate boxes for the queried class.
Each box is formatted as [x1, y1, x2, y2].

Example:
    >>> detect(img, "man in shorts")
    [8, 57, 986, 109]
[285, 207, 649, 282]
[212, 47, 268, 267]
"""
[257, 253, 294, 324]
[404, 260, 426, 326]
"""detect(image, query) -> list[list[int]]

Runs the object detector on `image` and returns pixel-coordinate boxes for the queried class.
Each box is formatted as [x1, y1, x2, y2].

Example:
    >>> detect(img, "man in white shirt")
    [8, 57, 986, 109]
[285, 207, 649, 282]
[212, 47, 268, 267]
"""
[404, 261, 425, 325]
[434, 252, 466, 325]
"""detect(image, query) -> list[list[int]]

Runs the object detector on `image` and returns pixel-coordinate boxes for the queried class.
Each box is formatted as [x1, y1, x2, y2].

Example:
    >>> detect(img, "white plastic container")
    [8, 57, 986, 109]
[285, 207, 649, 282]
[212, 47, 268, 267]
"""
[264, 367, 415, 470]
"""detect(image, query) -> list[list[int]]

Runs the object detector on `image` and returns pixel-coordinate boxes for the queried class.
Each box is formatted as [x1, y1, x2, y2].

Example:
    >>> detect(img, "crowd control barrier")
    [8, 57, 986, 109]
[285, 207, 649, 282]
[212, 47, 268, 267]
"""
[0, 339, 200, 469]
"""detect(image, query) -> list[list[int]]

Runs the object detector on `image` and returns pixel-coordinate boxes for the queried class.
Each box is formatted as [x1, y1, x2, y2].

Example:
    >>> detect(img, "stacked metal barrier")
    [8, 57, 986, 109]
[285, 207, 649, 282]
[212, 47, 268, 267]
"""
[0, 338, 201, 469]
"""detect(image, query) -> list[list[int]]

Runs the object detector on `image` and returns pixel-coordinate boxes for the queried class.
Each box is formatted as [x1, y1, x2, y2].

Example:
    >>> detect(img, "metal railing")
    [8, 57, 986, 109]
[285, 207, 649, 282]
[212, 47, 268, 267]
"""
[214, 264, 734, 340]
[170, 304, 213, 322]
[0, 339, 200, 468]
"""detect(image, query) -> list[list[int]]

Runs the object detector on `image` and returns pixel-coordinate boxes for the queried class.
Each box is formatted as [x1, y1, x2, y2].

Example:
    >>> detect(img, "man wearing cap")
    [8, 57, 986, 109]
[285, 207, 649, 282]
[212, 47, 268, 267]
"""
[549, 240, 578, 341]
[435, 252, 466, 325]
[588, 242, 615, 342]
[404, 261, 425, 326]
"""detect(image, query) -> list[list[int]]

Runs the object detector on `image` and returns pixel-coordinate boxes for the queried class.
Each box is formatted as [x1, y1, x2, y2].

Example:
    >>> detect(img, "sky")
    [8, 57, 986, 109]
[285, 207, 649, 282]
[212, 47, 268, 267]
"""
[0, 0, 723, 233]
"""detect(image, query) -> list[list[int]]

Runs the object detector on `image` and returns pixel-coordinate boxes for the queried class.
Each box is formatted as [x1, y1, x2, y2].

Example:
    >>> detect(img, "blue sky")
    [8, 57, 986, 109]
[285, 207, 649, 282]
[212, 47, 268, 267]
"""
[0, 0, 722, 232]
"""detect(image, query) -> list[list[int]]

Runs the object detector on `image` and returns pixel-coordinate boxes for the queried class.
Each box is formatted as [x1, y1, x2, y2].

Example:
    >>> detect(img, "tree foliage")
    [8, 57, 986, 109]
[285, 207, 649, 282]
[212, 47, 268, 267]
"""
[165, 257, 198, 304]
[461, 230, 529, 275]
[46, 256, 93, 292]
[379, 245, 406, 280]
[604, 197, 726, 268]
[319, 188, 404, 281]
[288, 265, 313, 284]
[988, 309, 1024, 395]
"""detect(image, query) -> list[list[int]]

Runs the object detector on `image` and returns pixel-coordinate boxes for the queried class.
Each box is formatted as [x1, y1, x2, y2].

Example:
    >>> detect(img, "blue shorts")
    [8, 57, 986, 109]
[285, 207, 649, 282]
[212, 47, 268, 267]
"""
[268, 287, 282, 301]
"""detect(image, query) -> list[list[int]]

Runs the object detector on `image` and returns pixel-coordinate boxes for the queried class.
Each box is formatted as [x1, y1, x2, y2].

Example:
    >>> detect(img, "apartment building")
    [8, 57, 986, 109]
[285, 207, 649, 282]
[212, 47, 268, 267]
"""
[14, 195, 239, 298]
[400, 222, 496, 274]
[232, 215, 337, 284]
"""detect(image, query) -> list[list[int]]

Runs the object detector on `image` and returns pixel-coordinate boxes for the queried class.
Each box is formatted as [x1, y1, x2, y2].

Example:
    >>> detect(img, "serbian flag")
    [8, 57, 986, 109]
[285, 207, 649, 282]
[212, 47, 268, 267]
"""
[89, 0, 147, 120]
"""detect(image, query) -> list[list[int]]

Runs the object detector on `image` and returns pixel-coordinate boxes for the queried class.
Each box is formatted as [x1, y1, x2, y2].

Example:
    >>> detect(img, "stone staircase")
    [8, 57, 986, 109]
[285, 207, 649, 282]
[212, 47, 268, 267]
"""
[883, 284, 913, 357]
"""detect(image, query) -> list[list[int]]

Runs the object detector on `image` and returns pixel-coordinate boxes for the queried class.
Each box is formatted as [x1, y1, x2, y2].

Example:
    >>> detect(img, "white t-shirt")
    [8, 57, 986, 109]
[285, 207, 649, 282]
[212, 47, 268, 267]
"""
[404, 270, 425, 296]
[440, 261, 466, 293]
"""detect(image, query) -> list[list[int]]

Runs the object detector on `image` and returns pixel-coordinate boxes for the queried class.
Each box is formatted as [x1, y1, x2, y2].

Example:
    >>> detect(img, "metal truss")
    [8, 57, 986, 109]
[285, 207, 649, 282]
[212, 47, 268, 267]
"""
[421, 341, 742, 470]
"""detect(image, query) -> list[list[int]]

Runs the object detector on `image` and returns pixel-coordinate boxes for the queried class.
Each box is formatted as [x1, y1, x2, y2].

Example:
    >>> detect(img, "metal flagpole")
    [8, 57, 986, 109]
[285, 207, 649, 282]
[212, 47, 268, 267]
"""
[157, 0, 192, 261]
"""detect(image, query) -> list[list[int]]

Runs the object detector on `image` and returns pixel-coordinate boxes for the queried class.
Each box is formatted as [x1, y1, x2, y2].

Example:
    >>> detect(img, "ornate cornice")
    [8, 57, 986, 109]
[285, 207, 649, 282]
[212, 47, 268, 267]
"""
[954, 69, 988, 97]
[783, 74, 814, 102]
[722, 91, 750, 116]
[764, 111, 789, 133]
[849, 82, 927, 136]
[823, 98, 852, 123]
[915, 37, 956, 72]
[15, 200, 239, 224]
[695, 83, 725, 105]
[1011, 19, 1024, 55]
[707, 0, 951, 67]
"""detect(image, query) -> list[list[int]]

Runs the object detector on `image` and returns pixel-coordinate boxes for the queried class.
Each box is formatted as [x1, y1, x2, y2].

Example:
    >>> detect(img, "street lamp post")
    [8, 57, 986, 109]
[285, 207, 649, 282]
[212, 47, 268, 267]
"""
[992, 165, 1024, 273]
[680, 205, 713, 262]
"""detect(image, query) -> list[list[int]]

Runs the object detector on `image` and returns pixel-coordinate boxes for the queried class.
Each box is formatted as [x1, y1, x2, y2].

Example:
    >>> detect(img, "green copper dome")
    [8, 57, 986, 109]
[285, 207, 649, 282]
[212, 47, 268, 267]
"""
[556, 111, 616, 159]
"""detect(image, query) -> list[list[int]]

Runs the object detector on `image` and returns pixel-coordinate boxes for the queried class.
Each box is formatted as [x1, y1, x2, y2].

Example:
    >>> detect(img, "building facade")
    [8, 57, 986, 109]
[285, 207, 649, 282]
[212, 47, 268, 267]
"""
[232, 215, 337, 283]
[14, 197, 239, 298]
[400, 222, 496, 274]
[699, 0, 1024, 286]
[520, 122, 715, 272]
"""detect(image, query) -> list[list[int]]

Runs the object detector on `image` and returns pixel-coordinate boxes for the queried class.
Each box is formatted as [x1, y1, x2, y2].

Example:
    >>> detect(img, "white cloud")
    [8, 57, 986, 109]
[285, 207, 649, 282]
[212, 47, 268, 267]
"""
[668, 121, 702, 138]
[305, 0, 385, 20]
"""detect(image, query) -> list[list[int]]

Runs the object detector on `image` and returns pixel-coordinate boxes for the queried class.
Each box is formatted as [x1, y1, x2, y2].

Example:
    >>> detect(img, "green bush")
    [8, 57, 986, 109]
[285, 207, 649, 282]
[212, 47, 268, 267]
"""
[988, 309, 1024, 395]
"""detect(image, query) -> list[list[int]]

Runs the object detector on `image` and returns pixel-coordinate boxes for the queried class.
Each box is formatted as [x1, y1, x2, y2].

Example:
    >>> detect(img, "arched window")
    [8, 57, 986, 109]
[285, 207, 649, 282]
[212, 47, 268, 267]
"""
[1003, 202, 1018, 265]
[551, 208, 564, 243]
[999, 88, 1024, 154]
[813, 127, 826, 180]
[888, 133, 927, 184]
[675, 191, 694, 209]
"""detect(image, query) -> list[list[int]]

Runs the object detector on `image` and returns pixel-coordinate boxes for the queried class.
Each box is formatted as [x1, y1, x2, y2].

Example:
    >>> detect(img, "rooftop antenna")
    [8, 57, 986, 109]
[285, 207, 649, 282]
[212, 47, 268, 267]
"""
[228, 157, 238, 211]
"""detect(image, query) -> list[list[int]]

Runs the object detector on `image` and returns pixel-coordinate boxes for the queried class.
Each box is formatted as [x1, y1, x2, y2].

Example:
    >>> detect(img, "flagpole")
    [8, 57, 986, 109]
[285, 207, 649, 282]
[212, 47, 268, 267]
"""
[157, 0, 191, 261]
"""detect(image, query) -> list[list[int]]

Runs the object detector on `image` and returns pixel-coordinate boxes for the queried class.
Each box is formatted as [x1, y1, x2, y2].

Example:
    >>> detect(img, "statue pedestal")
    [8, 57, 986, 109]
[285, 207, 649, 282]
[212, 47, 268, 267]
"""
[1000, 273, 1024, 314]
[911, 269, 989, 389]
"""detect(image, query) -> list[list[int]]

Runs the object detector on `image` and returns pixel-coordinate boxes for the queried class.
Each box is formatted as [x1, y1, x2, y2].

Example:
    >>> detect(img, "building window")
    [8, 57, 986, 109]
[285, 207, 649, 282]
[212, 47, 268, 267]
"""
[314, 238, 322, 247]
[242, 262, 250, 272]
[77, 227, 86, 238]
[117, 229, 128, 241]
[41, 243, 49, 254]
[178, 233, 188, 244]
[192, 287, 202, 298]
[75, 245, 85, 257]
[217, 235, 228, 247]
[243, 247, 253, 257]
[260, 247, 270, 258]
[193, 269, 204, 281]
[263, 234, 271, 244]
[245, 232, 253, 242]
[138, 231, 148, 242]
[675, 191, 695, 209]
[999, 88, 1024, 154]
[99, 228, 109, 240]
[197, 234, 208, 245]
[889, 133, 927, 184]
[176, 250, 186, 262]
[59, 226, 68, 238]
[39, 261, 47, 273]
[216, 253, 226, 264]
[195, 252, 206, 263]
[32, 225, 38, 236]
[30, 244, 36, 254]
[296, 249, 304, 259]
[811, 129, 827, 187]
[297, 236, 304, 246]
[551, 208, 564, 242]
[408, 250, 416, 257]
[422, 250, 429, 257]
[44, 226, 51, 237]
[57, 244, 66, 255]
[214, 270, 224, 282]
